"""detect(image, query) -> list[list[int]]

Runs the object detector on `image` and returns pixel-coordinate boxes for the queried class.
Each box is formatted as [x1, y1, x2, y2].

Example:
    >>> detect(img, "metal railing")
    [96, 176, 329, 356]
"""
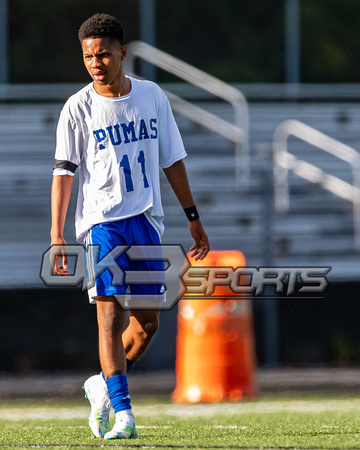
[125, 41, 249, 188]
[273, 119, 360, 249]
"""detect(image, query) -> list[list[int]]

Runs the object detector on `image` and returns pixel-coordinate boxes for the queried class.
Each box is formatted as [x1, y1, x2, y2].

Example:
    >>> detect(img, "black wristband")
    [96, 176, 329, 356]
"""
[184, 205, 199, 221]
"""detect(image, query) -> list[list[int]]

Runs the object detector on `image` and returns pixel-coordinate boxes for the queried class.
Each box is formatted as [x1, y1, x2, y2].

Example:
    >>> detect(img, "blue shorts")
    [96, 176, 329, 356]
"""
[84, 214, 165, 303]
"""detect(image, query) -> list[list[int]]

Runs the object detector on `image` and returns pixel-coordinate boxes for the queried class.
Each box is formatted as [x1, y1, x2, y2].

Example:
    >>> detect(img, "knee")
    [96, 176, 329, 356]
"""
[143, 317, 159, 339]
[97, 301, 125, 338]
[134, 315, 159, 342]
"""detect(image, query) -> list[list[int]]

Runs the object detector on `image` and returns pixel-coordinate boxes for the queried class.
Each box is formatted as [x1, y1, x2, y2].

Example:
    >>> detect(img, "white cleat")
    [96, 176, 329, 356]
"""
[104, 409, 137, 440]
[83, 374, 111, 438]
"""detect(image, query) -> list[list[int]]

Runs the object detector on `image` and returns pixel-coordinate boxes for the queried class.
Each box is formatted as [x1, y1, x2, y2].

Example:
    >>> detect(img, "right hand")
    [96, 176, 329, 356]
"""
[50, 237, 69, 276]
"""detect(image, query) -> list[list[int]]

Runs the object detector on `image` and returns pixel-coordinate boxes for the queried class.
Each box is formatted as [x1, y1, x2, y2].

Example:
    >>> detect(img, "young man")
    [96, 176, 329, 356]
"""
[51, 13, 209, 440]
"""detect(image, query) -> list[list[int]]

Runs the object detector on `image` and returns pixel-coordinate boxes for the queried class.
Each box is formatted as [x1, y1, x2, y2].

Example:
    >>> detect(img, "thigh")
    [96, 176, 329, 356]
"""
[128, 215, 166, 302]
[85, 221, 131, 300]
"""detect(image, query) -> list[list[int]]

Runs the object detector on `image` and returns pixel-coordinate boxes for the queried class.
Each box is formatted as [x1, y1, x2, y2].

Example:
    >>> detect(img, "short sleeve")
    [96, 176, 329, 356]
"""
[157, 90, 187, 169]
[53, 102, 83, 174]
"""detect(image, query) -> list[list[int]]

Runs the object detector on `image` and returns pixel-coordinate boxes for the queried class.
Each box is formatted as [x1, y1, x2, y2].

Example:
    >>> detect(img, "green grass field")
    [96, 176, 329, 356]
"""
[1, 393, 360, 449]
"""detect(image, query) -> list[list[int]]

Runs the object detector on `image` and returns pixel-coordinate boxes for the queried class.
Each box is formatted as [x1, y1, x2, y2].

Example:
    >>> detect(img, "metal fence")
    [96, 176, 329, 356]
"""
[2, 1, 360, 374]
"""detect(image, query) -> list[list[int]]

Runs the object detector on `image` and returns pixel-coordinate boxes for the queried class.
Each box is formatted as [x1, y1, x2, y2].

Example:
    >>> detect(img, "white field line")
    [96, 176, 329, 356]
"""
[26, 425, 246, 430]
[2, 399, 360, 421]
[137, 399, 360, 417]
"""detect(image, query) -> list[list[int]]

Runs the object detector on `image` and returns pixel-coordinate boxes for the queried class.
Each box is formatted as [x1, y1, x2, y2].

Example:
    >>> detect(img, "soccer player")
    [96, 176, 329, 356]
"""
[50, 13, 209, 440]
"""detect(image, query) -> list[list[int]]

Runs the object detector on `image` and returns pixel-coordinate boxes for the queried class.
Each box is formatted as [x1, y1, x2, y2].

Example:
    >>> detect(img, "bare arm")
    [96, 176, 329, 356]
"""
[163, 160, 210, 260]
[50, 174, 74, 274]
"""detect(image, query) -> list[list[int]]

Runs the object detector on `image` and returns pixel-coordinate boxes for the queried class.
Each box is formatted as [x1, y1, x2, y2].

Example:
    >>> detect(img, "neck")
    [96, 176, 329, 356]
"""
[94, 74, 131, 98]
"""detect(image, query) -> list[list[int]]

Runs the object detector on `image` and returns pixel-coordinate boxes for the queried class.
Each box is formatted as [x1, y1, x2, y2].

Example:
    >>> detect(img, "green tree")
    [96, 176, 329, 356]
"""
[301, 0, 360, 82]
[8, 0, 360, 83]
[9, 0, 138, 83]
[157, 0, 284, 82]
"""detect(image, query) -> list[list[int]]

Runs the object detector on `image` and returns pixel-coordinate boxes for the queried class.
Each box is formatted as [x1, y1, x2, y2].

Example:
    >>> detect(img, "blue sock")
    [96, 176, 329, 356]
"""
[105, 374, 131, 413]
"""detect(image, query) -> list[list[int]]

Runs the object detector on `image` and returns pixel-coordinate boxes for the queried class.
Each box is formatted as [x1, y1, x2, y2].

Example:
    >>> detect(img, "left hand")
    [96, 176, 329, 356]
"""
[188, 219, 210, 261]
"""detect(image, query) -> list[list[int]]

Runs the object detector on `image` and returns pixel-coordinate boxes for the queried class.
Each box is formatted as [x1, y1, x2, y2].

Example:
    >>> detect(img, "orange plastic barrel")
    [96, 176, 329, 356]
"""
[172, 250, 258, 403]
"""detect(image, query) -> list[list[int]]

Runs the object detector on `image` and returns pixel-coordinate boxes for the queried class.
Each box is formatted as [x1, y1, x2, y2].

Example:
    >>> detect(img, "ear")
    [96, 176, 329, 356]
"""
[121, 45, 127, 61]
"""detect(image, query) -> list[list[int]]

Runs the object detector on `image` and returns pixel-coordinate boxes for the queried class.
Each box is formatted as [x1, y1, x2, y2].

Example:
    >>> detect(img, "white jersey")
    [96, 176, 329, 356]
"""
[53, 77, 187, 243]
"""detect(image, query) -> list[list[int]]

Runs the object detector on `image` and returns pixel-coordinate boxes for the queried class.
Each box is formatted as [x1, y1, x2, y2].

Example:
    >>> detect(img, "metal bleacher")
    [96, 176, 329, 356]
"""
[1, 48, 360, 287]
[162, 99, 360, 283]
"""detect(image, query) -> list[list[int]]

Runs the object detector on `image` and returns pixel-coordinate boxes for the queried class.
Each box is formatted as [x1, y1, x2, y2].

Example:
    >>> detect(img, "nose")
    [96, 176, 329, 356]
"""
[91, 56, 102, 68]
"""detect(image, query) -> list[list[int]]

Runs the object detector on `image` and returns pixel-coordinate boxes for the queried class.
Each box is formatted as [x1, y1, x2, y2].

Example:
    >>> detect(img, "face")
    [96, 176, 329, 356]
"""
[82, 37, 127, 87]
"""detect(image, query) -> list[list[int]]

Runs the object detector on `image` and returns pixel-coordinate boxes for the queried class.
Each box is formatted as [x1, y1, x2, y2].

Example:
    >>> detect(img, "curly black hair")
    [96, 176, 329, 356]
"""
[78, 13, 125, 45]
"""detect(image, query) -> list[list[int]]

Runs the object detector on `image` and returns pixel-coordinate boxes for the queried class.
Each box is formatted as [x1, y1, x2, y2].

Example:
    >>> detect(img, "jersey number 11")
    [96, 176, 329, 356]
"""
[120, 150, 149, 192]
